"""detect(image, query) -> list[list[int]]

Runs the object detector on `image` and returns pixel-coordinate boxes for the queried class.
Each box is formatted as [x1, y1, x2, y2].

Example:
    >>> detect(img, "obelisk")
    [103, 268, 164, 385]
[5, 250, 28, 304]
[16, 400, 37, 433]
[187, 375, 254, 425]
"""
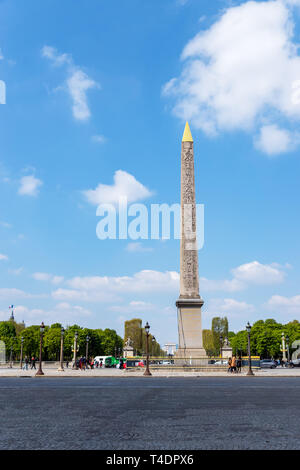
[176, 122, 206, 359]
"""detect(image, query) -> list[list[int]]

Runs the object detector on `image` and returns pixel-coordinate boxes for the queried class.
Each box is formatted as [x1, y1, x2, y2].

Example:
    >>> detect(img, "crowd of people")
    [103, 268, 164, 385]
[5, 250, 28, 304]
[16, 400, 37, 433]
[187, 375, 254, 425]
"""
[20, 355, 126, 370]
[22, 356, 36, 370]
[73, 357, 126, 369]
[73, 356, 100, 369]
[227, 356, 242, 373]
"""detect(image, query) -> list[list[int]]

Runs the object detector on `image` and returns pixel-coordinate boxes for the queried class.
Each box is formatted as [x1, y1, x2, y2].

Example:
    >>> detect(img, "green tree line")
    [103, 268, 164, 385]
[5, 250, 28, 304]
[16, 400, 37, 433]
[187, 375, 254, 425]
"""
[0, 320, 123, 361]
[203, 317, 300, 359]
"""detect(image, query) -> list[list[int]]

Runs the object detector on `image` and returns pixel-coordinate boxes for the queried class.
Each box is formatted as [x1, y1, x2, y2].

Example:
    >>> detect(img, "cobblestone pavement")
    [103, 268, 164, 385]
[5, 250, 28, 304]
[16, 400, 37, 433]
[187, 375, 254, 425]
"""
[0, 376, 300, 450]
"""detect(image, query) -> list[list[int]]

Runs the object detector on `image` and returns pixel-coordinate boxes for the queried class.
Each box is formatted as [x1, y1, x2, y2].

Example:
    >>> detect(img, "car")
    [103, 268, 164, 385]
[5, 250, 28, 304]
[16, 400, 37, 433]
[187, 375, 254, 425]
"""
[288, 359, 300, 368]
[214, 360, 228, 365]
[260, 359, 277, 369]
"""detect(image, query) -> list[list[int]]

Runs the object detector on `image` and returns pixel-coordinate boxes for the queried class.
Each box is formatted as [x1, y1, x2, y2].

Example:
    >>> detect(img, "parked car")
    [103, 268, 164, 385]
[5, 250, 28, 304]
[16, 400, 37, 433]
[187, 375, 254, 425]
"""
[214, 360, 228, 365]
[260, 359, 277, 369]
[289, 359, 300, 368]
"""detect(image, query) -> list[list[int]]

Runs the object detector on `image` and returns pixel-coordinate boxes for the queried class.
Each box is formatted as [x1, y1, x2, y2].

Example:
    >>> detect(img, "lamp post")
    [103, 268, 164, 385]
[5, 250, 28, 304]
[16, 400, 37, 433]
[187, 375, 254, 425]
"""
[246, 322, 254, 376]
[20, 336, 24, 369]
[86, 335, 90, 361]
[9, 342, 13, 368]
[73, 331, 79, 370]
[36, 322, 45, 376]
[58, 327, 65, 371]
[152, 336, 156, 358]
[286, 335, 290, 364]
[220, 335, 223, 359]
[281, 332, 287, 361]
[143, 322, 152, 377]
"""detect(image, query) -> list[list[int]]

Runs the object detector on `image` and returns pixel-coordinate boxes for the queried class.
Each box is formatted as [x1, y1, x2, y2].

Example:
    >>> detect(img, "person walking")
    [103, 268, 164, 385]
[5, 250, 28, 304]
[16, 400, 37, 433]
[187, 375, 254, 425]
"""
[23, 356, 29, 371]
[31, 356, 36, 370]
[231, 355, 237, 373]
[227, 357, 232, 373]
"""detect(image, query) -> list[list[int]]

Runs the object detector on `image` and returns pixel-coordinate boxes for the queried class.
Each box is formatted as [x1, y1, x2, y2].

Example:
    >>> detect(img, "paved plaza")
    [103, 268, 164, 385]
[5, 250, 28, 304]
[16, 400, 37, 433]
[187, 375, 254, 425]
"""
[1, 365, 300, 377]
[0, 376, 300, 450]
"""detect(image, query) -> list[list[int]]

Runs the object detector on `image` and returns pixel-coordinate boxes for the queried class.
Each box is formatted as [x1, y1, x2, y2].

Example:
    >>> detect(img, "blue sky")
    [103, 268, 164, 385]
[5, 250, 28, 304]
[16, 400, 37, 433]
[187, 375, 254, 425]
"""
[1, 0, 300, 345]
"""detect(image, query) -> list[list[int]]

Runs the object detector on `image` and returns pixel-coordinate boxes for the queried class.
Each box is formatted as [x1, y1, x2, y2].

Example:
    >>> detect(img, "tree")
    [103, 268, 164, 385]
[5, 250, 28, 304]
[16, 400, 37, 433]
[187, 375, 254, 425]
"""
[202, 329, 215, 357]
[44, 327, 61, 360]
[211, 317, 229, 355]
[124, 319, 143, 355]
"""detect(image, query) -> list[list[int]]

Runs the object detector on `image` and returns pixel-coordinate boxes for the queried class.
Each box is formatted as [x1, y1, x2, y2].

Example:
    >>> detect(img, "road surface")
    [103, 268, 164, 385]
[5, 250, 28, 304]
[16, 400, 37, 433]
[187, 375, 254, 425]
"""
[0, 377, 299, 450]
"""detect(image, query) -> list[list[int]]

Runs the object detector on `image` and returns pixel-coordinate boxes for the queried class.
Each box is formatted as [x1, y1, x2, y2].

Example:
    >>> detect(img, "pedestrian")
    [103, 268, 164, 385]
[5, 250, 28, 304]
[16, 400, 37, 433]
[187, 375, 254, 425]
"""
[66, 361, 69, 368]
[23, 356, 29, 370]
[231, 355, 237, 373]
[228, 357, 232, 373]
[31, 356, 36, 369]
[100, 361, 103, 368]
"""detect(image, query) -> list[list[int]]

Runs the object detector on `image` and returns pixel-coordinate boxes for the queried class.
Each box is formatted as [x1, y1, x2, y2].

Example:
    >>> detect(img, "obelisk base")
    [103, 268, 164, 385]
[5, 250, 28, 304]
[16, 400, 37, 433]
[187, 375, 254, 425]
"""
[176, 298, 207, 364]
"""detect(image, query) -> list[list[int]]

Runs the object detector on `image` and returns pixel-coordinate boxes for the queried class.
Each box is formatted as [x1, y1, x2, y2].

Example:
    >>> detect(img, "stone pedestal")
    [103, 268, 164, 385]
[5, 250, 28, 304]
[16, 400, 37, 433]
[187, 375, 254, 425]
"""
[176, 298, 206, 358]
[123, 346, 134, 358]
[221, 346, 233, 359]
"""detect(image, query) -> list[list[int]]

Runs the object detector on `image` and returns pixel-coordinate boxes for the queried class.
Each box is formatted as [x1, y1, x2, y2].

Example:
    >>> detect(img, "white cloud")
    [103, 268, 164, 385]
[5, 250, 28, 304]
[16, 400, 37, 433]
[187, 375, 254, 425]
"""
[92, 135, 106, 144]
[18, 175, 43, 197]
[50, 261, 287, 304]
[83, 169, 152, 206]
[12, 302, 91, 325]
[109, 300, 154, 313]
[200, 261, 286, 292]
[254, 124, 297, 155]
[0, 221, 12, 229]
[0, 288, 44, 299]
[126, 242, 153, 253]
[0, 254, 8, 261]
[265, 294, 300, 315]
[52, 270, 179, 303]
[9, 267, 23, 276]
[52, 288, 119, 303]
[42, 45, 99, 121]
[41, 46, 71, 67]
[200, 277, 244, 292]
[232, 261, 286, 285]
[67, 69, 98, 121]
[163, 0, 300, 152]
[32, 272, 64, 284]
[205, 298, 255, 320]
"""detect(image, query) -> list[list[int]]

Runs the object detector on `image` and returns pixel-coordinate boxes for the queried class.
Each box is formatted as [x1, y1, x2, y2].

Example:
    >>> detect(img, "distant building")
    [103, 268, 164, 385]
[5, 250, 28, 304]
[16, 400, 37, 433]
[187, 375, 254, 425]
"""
[163, 343, 177, 356]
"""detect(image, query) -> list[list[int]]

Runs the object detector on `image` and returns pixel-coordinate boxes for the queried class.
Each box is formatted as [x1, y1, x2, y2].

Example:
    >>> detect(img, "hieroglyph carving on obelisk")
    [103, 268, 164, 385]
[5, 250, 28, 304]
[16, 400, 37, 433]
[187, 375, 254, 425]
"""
[176, 122, 206, 359]
[180, 123, 200, 299]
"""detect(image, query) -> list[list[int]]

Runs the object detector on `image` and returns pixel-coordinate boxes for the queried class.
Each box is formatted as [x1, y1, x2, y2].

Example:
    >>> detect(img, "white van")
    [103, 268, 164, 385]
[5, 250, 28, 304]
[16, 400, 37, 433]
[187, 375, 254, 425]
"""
[93, 356, 110, 365]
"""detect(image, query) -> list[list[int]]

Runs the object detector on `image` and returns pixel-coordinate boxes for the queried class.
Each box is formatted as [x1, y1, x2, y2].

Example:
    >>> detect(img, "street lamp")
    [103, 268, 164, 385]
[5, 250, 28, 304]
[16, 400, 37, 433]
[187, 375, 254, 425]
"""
[86, 335, 90, 361]
[20, 336, 24, 370]
[58, 327, 65, 371]
[152, 336, 156, 357]
[9, 340, 13, 368]
[220, 335, 223, 359]
[286, 335, 290, 363]
[246, 322, 254, 376]
[36, 322, 45, 376]
[73, 331, 79, 370]
[143, 322, 152, 376]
